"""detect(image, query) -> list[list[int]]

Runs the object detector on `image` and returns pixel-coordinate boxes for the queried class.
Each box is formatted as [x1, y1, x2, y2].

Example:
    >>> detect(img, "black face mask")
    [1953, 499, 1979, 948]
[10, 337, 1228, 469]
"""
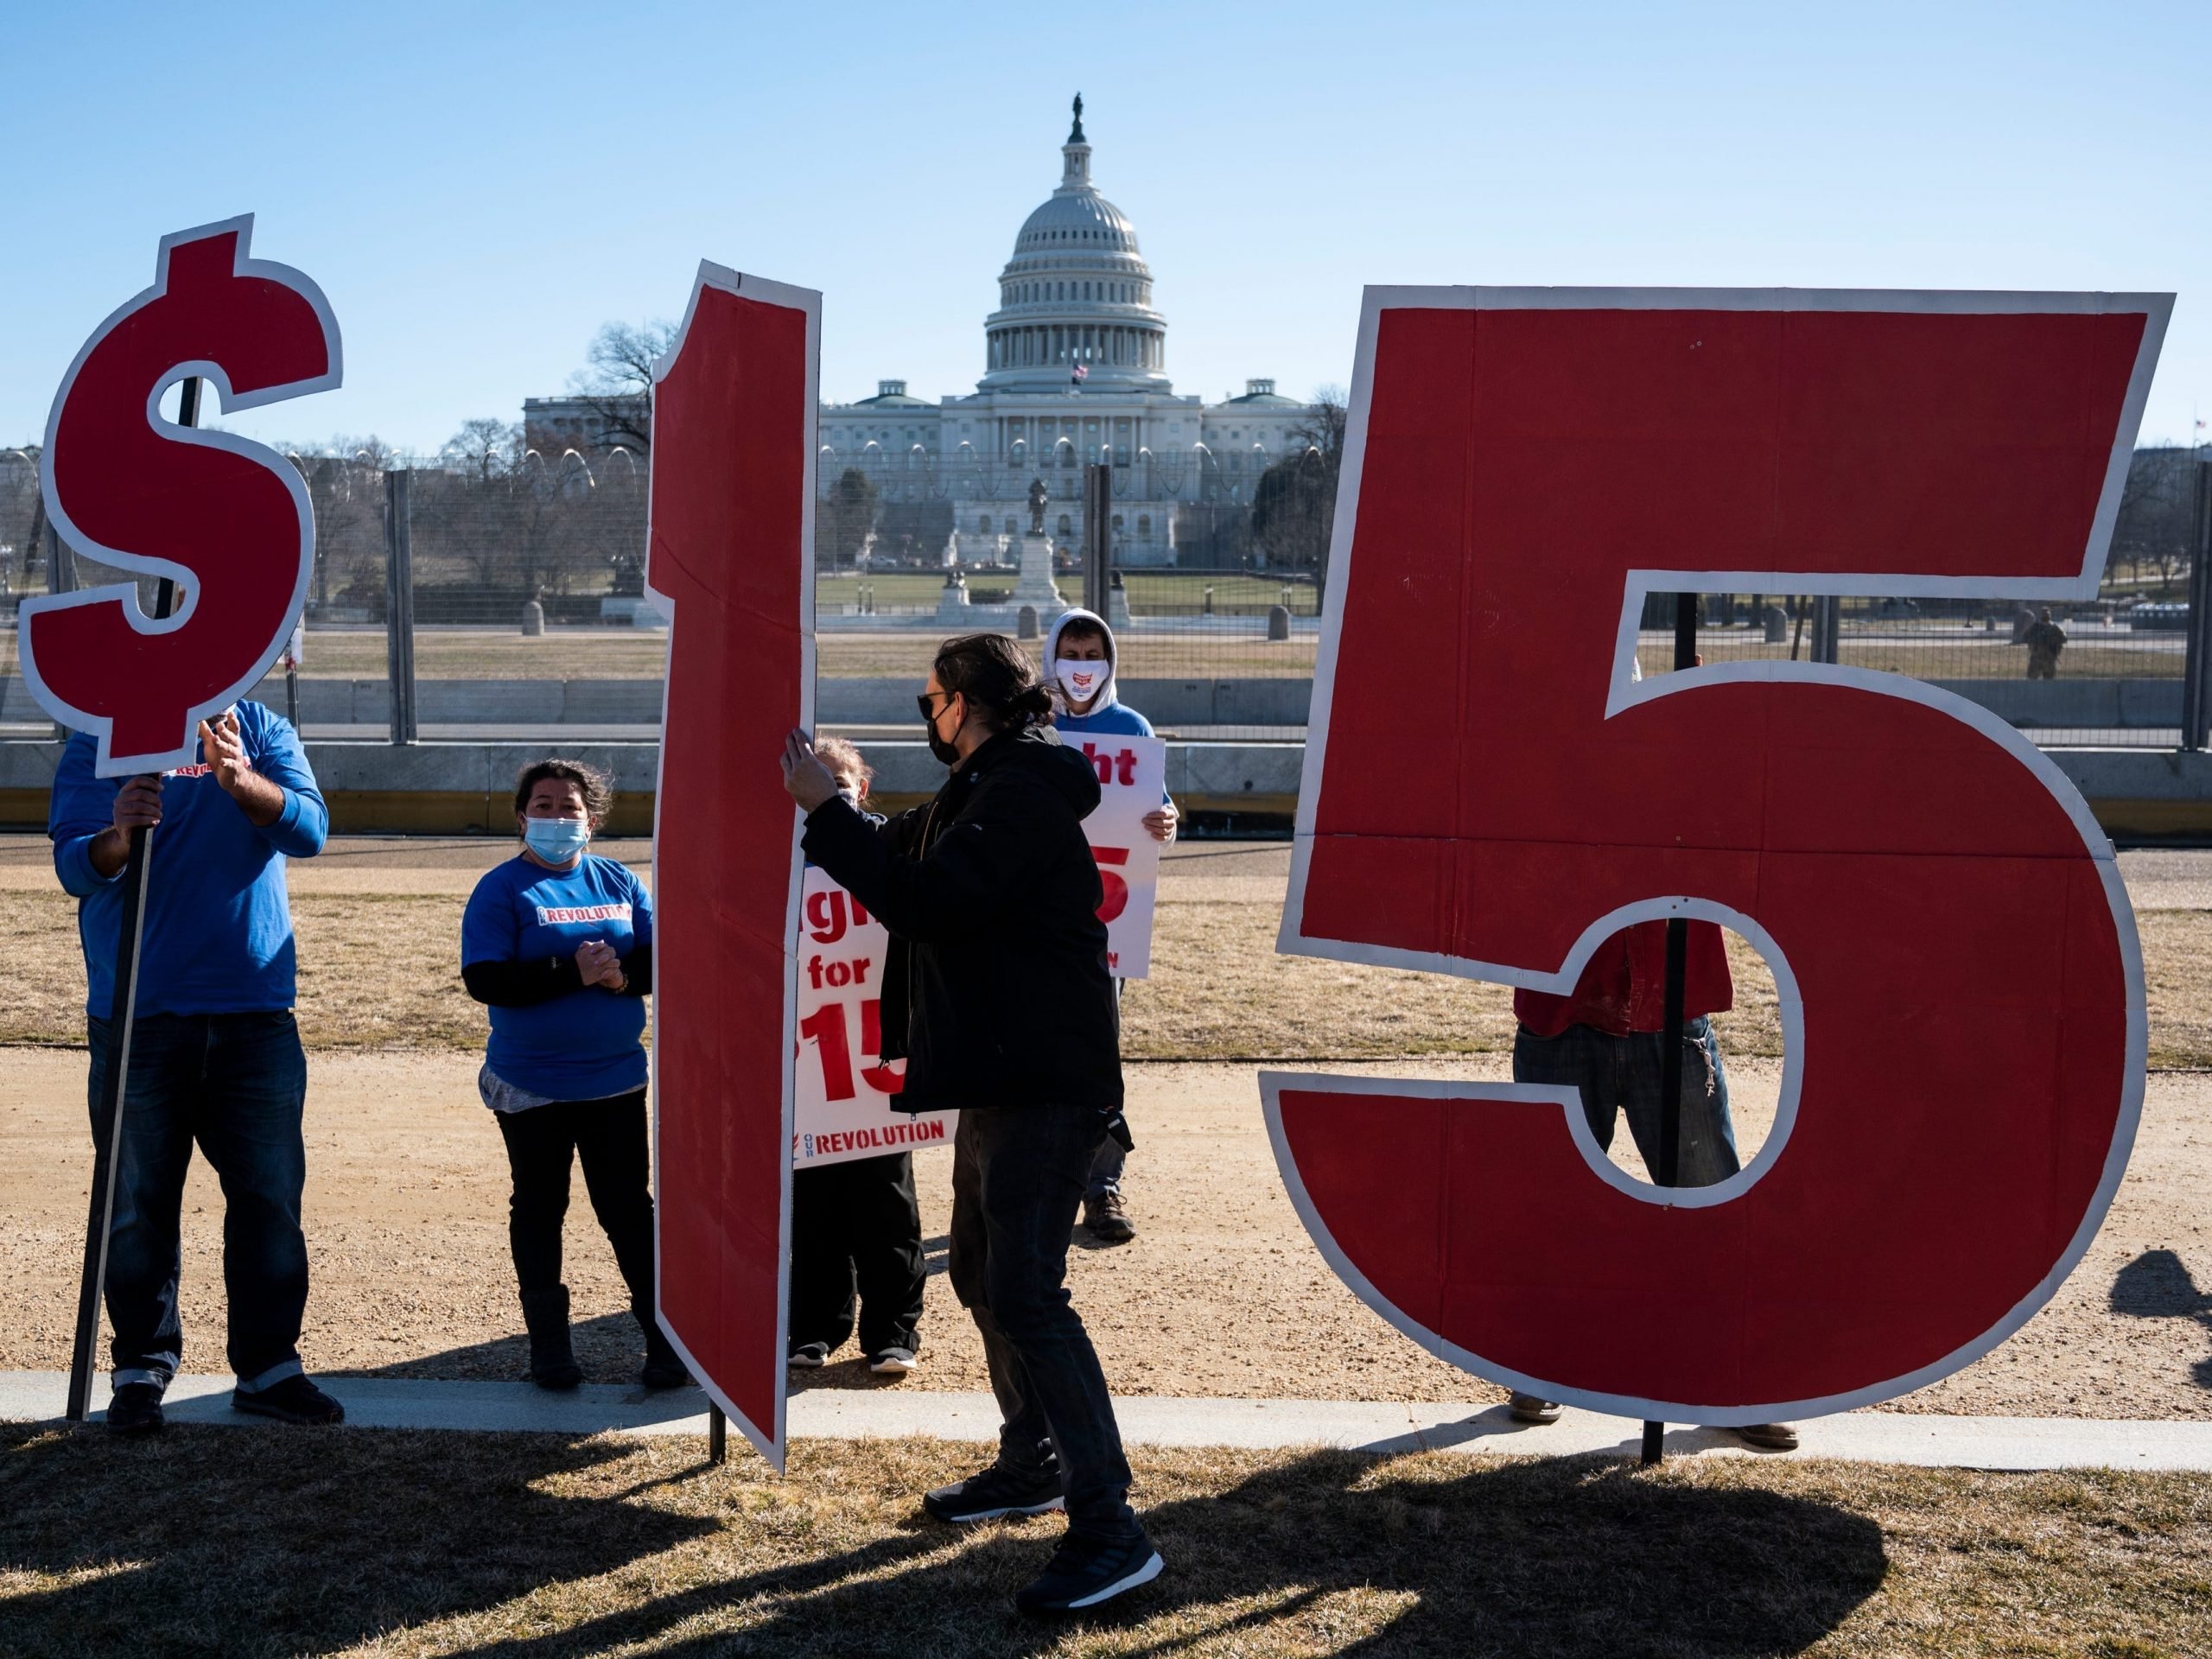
[919, 691, 963, 766]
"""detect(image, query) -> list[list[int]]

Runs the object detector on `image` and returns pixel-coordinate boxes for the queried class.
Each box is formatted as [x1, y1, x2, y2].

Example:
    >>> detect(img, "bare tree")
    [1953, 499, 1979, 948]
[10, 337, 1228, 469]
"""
[2111, 447, 2196, 595]
[442, 418, 518, 480]
[1250, 385, 1350, 574]
[560, 320, 677, 454]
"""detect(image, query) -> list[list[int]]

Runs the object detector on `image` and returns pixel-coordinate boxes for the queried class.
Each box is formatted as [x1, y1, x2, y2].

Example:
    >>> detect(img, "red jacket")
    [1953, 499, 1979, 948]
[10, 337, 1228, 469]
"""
[1513, 920, 1733, 1038]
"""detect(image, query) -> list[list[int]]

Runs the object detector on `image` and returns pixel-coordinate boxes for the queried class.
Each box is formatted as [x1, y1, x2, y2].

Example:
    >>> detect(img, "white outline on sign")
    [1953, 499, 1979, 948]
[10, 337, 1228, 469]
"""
[1268, 283, 2163, 1424]
[19, 213, 343, 776]
[644, 262, 819, 1471]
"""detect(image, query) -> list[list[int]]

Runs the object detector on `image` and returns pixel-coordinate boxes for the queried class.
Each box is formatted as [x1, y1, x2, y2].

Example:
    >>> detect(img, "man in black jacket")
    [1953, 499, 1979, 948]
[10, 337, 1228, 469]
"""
[782, 632, 1162, 1616]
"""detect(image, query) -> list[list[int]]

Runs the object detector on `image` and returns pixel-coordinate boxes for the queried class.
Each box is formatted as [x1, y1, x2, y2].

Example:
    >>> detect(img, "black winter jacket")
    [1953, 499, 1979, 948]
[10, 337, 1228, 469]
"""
[799, 727, 1121, 1115]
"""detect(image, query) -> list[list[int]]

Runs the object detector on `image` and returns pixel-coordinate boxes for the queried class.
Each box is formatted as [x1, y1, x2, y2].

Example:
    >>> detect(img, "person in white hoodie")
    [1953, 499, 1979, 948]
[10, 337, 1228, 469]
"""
[1041, 608, 1176, 1243]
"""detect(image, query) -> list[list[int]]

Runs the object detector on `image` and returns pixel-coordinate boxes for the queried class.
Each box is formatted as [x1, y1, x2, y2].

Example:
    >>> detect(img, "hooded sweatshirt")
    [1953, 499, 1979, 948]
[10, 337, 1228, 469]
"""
[1043, 607, 1154, 738]
[800, 725, 1122, 1114]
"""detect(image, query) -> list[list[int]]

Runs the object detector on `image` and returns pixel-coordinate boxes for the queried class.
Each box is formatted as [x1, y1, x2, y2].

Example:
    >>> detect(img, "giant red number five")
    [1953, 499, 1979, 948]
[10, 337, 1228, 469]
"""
[1270, 289, 2165, 1421]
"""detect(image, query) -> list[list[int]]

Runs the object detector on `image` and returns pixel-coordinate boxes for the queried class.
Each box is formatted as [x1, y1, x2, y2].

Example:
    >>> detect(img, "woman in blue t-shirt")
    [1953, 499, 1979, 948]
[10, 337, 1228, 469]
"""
[461, 758, 687, 1391]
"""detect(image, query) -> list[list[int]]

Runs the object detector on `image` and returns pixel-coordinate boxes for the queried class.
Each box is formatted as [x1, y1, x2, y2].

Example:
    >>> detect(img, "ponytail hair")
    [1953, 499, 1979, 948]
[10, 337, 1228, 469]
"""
[934, 632, 1052, 734]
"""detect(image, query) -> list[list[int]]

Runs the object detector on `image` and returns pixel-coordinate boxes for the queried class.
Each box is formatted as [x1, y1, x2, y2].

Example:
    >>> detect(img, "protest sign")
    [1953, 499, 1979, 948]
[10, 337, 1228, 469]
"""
[793, 864, 953, 1167]
[22, 215, 340, 776]
[646, 264, 816, 1469]
[1068, 733, 1166, 978]
[1271, 287, 2164, 1424]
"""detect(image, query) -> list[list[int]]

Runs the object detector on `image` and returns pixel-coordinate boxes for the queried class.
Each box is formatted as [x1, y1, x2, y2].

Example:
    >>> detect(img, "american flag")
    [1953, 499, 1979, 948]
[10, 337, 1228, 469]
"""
[1071, 362, 1089, 389]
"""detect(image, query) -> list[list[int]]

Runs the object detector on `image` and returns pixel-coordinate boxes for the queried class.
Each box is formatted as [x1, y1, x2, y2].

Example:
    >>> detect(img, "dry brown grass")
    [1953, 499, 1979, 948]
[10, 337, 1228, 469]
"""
[284, 629, 1318, 682]
[1638, 636, 2183, 680]
[0, 892, 487, 1052]
[1, 1427, 2206, 1657]
[10, 883, 2210, 1069]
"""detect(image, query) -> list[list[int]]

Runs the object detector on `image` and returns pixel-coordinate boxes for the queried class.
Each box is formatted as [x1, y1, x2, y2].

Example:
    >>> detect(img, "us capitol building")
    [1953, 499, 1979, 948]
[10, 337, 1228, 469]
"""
[526, 97, 1319, 569]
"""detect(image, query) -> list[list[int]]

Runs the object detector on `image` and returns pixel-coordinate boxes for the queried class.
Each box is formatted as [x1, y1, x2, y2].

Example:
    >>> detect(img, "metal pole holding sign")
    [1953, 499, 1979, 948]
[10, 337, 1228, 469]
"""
[2183, 461, 2212, 753]
[1083, 462, 1111, 617]
[384, 468, 416, 743]
[1640, 588, 1700, 1468]
[65, 376, 198, 1424]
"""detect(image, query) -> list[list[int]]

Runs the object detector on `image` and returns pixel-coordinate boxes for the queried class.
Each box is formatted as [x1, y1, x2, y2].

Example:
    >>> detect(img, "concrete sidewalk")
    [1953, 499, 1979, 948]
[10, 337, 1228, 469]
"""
[5, 1372, 2209, 1471]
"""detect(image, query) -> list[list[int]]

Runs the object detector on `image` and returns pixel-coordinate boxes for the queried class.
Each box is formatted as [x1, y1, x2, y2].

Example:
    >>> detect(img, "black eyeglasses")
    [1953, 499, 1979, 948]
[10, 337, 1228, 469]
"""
[917, 690, 957, 721]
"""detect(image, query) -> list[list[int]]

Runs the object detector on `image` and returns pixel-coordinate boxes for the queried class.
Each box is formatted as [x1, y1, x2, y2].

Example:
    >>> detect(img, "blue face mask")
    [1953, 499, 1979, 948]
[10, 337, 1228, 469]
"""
[524, 817, 591, 862]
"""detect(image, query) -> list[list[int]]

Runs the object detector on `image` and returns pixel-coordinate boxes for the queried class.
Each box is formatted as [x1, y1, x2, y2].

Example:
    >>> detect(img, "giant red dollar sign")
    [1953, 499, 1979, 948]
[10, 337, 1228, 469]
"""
[1271, 288, 2164, 1423]
[22, 215, 341, 776]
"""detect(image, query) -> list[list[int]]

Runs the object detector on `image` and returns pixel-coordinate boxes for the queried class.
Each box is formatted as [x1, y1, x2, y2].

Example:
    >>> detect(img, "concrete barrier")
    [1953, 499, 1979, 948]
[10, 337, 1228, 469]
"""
[5, 738, 2208, 839]
[4, 675, 2183, 734]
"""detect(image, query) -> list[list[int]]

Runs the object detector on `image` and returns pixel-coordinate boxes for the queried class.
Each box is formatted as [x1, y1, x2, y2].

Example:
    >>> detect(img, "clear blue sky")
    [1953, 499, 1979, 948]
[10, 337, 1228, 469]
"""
[3, 1, 2208, 454]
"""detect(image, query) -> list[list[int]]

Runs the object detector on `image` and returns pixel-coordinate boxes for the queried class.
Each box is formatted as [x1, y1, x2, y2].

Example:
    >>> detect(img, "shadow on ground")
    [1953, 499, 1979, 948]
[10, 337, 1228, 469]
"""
[338, 1311, 652, 1384]
[2110, 1248, 2212, 1389]
[492, 1452, 1888, 1657]
[0, 1425, 715, 1656]
[0, 1426, 1887, 1657]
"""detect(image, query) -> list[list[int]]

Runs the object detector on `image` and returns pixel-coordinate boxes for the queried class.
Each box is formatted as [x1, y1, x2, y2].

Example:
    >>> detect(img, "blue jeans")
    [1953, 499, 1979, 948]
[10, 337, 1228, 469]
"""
[1510, 1016, 1741, 1187]
[949, 1103, 1141, 1541]
[85, 1011, 311, 1388]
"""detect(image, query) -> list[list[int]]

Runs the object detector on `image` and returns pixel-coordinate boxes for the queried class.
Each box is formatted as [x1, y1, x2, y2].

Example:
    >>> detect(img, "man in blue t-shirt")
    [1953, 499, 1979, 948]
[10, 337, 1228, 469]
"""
[1041, 608, 1175, 1244]
[48, 701, 340, 1433]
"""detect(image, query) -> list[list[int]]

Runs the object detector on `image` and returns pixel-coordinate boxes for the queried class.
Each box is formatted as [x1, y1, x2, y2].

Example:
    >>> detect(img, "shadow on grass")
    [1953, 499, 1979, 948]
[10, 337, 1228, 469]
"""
[483, 1449, 1885, 1658]
[0, 1431, 1888, 1658]
[0, 1423, 715, 1657]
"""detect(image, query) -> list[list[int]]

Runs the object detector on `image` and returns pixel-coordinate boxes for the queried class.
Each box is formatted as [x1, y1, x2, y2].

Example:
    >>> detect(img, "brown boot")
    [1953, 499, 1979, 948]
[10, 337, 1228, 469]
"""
[1084, 1190, 1135, 1243]
[1733, 1422, 1799, 1452]
[1509, 1392, 1561, 1425]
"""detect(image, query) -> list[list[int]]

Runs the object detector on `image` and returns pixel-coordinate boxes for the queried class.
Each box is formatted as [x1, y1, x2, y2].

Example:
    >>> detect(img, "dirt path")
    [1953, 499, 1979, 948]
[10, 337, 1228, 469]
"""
[4, 1047, 2208, 1420]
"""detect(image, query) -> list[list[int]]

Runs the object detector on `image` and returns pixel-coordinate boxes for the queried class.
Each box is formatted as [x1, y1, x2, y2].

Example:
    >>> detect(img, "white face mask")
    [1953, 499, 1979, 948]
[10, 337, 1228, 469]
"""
[1055, 658, 1107, 704]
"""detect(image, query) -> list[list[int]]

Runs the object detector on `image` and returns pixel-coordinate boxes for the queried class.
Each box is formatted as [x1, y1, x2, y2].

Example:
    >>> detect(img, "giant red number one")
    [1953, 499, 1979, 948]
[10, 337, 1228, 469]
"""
[646, 264, 817, 1467]
[1270, 289, 2165, 1421]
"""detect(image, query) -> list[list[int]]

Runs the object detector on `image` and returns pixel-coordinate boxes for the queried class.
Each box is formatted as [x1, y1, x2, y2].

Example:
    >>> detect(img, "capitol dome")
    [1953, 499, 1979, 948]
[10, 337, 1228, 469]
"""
[977, 96, 1171, 395]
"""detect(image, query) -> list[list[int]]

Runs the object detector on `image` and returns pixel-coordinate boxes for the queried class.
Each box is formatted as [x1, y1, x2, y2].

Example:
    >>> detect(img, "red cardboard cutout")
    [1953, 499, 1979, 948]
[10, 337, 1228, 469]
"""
[646, 264, 817, 1467]
[22, 215, 340, 776]
[1270, 289, 2164, 1422]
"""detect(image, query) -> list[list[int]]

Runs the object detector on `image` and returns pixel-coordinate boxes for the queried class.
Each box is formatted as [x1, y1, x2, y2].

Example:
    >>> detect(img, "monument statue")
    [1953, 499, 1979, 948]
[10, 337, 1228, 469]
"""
[1027, 476, 1049, 535]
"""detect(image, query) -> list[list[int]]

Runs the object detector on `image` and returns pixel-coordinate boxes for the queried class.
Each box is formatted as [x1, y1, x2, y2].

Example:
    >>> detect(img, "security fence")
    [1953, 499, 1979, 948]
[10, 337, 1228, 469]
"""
[3, 445, 2209, 751]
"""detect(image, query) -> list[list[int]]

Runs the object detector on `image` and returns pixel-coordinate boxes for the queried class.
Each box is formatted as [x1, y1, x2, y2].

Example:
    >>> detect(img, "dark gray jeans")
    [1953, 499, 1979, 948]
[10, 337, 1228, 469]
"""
[948, 1102, 1139, 1541]
[1510, 1015, 1741, 1187]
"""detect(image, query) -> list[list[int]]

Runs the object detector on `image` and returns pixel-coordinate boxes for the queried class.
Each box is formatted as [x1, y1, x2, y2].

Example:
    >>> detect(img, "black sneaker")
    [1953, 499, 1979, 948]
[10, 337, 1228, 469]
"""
[105, 1381, 166, 1436]
[1015, 1531, 1165, 1615]
[786, 1342, 830, 1370]
[922, 1461, 1066, 1524]
[232, 1375, 346, 1425]
[868, 1347, 918, 1377]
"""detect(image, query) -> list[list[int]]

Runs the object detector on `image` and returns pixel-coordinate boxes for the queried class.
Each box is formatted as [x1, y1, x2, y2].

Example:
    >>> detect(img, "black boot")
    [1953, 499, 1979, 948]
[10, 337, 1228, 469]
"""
[521, 1286, 583, 1390]
[636, 1304, 692, 1389]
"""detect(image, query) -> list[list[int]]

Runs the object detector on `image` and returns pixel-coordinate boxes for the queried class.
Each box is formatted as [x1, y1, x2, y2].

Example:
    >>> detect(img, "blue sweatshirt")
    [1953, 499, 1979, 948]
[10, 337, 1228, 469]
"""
[48, 700, 327, 1017]
[461, 853, 653, 1101]
[1053, 702, 1156, 739]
